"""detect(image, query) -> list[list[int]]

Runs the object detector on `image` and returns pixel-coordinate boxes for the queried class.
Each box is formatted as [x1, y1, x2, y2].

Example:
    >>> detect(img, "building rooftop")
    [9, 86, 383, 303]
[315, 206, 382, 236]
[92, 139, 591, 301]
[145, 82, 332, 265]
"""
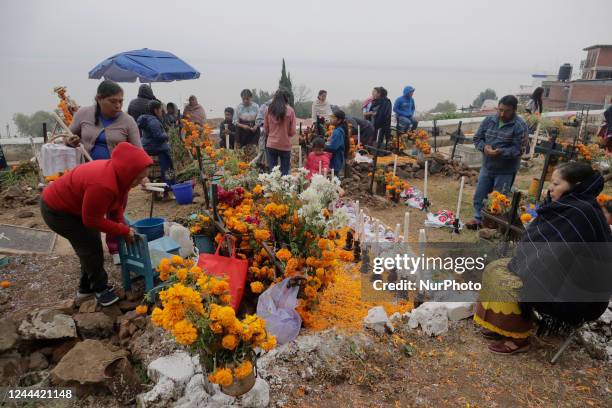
[583, 44, 612, 51]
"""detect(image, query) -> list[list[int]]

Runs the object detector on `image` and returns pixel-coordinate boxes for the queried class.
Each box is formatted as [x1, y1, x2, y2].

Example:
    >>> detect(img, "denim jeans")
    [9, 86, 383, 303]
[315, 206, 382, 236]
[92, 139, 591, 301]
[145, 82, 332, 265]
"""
[473, 167, 516, 221]
[266, 147, 291, 175]
[398, 116, 418, 132]
[156, 150, 177, 186]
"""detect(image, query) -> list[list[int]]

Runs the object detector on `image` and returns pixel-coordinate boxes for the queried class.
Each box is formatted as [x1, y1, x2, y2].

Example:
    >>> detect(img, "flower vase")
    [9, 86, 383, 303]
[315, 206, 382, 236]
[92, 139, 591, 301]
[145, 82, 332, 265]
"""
[375, 182, 386, 196]
[220, 362, 256, 397]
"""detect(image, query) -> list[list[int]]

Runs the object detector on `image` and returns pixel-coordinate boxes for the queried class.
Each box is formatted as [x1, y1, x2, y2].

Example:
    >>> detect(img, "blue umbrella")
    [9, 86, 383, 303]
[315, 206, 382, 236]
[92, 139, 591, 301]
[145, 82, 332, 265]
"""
[88, 48, 200, 83]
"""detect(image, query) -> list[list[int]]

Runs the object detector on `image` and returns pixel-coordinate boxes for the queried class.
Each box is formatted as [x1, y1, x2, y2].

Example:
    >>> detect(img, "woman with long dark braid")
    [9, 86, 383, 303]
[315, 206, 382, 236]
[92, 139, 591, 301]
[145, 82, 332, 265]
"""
[66, 80, 144, 264]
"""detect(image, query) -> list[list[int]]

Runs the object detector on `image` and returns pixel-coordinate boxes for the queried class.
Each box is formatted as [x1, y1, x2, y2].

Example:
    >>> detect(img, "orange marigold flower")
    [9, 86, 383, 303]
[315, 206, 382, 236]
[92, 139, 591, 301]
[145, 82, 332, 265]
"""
[222, 334, 239, 350]
[208, 367, 233, 387]
[233, 361, 253, 380]
[520, 213, 533, 223]
[250, 281, 265, 294]
[172, 319, 198, 345]
[1, 281, 10, 289]
[135, 305, 148, 315]
[276, 248, 292, 262]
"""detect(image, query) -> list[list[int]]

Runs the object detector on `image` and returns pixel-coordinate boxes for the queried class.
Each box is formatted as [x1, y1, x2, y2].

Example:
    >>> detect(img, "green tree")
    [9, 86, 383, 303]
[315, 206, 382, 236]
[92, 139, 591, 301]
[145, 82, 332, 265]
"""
[429, 100, 457, 113]
[278, 59, 294, 107]
[472, 89, 497, 108]
[251, 89, 273, 106]
[294, 101, 313, 119]
[13, 111, 57, 137]
[339, 100, 364, 118]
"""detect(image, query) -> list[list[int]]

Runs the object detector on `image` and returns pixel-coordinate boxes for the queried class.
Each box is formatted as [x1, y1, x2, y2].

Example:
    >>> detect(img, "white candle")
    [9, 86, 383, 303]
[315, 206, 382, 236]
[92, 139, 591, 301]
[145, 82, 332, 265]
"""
[418, 228, 427, 243]
[298, 145, 303, 168]
[393, 155, 398, 176]
[456, 176, 465, 219]
[394, 223, 401, 243]
[424, 160, 428, 198]
[355, 200, 360, 218]
[224, 125, 230, 150]
[319, 160, 322, 174]
[331, 168, 334, 179]
[357, 125, 361, 145]
[403, 212, 410, 242]
[374, 220, 379, 243]
[530, 123, 540, 160]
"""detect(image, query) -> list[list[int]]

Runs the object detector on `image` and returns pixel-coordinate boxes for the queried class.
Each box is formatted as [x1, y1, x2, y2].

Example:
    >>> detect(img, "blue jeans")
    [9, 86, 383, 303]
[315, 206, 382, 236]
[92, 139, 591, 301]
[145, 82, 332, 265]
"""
[266, 147, 291, 176]
[473, 168, 516, 222]
[155, 150, 176, 187]
[398, 116, 418, 132]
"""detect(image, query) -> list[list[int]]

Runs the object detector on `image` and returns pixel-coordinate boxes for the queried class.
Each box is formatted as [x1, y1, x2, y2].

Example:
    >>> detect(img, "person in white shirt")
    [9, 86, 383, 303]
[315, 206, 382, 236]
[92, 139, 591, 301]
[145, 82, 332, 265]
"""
[311, 90, 333, 136]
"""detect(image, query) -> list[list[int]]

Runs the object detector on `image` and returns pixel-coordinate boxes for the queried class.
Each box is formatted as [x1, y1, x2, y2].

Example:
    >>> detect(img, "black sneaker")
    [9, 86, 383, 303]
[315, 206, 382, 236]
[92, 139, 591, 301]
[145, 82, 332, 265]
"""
[95, 287, 119, 307]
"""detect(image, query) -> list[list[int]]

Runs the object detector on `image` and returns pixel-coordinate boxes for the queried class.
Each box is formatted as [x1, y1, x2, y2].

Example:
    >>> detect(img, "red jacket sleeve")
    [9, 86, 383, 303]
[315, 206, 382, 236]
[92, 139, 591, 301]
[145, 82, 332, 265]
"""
[82, 186, 131, 237]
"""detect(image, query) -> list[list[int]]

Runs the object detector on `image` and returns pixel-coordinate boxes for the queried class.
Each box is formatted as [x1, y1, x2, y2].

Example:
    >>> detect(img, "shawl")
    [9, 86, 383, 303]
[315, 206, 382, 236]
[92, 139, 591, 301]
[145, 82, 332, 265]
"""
[183, 104, 207, 126]
[509, 172, 612, 303]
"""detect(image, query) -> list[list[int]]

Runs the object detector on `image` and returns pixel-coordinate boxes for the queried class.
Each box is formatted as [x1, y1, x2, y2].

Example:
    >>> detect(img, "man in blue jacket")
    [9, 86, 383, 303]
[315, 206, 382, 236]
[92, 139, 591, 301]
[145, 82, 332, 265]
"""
[466, 95, 528, 230]
[393, 86, 418, 132]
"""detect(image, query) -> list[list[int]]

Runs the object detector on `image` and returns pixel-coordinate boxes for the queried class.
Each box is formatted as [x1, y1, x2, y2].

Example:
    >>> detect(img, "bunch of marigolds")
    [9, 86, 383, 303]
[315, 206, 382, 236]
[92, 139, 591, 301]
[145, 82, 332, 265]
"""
[151, 255, 276, 387]
[384, 171, 409, 199]
[182, 118, 213, 154]
[485, 190, 511, 215]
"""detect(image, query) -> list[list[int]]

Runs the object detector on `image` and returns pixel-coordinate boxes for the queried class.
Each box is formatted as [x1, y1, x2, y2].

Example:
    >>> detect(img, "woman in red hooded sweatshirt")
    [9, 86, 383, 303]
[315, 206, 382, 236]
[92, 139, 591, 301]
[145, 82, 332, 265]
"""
[41, 142, 153, 306]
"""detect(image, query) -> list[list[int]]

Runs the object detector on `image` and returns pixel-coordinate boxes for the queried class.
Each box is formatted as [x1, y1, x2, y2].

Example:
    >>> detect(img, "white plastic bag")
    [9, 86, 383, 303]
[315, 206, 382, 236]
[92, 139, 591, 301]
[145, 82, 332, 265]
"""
[164, 222, 194, 257]
[40, 143, 81, 176]
[256, 278, 301, 345]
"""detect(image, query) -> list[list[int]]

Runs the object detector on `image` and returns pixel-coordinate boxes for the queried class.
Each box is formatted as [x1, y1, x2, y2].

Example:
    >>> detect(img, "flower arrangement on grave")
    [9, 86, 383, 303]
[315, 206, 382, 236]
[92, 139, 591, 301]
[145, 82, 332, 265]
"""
[384, 172, 409, 202]
[597, 193, 612, 206]
[152, 255, 276, 394]
[53, 86, 79, 126]
[188, 213, 215, 237]
[484, 191, 511, 215]
[182, 118, 213, 154]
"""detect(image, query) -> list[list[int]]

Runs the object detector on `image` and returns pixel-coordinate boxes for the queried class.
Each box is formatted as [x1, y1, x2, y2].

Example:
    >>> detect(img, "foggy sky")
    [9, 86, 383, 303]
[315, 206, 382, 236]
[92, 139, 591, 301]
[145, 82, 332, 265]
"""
[1, 0, 611, 135]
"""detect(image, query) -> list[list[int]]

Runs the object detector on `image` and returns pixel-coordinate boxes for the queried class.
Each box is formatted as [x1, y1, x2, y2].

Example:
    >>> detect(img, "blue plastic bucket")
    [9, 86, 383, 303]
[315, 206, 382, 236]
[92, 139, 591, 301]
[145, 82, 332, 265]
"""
[171, 182, 193, 205]
[133, 217, 165, 241]
[193, 235, 215, 254]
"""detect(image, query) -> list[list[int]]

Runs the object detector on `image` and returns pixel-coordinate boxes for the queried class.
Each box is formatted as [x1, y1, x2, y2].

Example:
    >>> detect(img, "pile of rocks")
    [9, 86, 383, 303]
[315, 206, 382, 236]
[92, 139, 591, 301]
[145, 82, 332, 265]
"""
[137, 351, 270, 408]
[578, 305, 612, 361]
[343, 153, 478, 205]
[0, 290, 156, 405]
[362, 302, 475, 337]
[1, 185, 40, 209]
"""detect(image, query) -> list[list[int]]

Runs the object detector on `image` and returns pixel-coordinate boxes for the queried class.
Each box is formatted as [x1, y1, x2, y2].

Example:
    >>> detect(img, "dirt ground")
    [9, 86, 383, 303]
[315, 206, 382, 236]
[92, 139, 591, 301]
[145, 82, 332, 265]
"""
[1, 160, 611, 407]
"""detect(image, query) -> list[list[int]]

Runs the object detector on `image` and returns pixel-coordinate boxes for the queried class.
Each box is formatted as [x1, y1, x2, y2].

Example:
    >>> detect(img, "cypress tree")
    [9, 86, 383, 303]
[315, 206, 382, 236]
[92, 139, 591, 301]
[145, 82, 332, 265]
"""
[278, 59, 295, 107]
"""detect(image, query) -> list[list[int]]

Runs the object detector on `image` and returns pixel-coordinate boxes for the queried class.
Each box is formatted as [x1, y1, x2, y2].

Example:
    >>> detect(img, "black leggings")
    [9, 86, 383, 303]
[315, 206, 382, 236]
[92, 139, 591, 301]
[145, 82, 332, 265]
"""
[40, 199, 108, 293]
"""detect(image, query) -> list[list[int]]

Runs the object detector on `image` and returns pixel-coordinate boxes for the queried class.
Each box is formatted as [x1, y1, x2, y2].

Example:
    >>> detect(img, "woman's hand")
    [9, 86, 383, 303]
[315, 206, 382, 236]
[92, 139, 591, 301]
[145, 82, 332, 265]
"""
[65, 135, 81, 147]
[126, 228, 136, 244]
[140, 177, 150, 191]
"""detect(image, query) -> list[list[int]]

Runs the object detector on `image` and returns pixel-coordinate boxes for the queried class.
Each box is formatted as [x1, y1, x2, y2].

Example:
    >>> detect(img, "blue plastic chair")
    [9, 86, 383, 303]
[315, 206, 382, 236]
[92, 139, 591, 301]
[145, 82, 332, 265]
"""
[118, 233, 157, 293]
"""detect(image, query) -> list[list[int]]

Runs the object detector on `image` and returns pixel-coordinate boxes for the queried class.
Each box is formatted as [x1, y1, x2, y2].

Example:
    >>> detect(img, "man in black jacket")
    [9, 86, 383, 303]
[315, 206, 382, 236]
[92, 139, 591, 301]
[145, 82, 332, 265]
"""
[370, 87, 392, 147]
[128, 84, 157, 122]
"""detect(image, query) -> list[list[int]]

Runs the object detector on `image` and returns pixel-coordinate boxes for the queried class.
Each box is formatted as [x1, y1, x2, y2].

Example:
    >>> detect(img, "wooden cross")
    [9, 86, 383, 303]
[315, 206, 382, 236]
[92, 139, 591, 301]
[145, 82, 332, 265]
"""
[480, 191, 525, 244]
[449, 121, 465, 161]
[533, 130, 573, 201]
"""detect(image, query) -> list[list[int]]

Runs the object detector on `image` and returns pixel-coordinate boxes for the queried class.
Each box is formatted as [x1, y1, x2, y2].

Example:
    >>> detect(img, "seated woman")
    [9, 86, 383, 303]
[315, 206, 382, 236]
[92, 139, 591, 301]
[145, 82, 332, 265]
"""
[40, 143, 153, 306]
[137, 100, 177, 189]
[474, 162, 612, 354]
